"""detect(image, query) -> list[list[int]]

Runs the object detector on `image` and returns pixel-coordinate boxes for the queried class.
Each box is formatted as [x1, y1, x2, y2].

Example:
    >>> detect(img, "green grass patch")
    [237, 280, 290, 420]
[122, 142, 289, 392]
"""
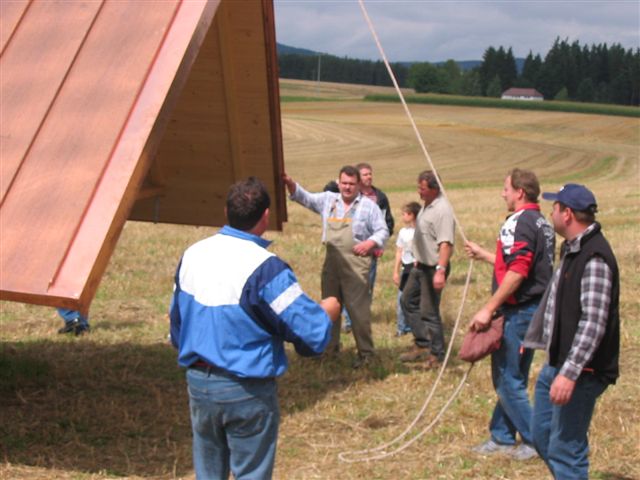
[365, 93, 640, 118]
[1, 99, 638, 480]
[281, 95, 344, 103]
[385, 179, 500, 194]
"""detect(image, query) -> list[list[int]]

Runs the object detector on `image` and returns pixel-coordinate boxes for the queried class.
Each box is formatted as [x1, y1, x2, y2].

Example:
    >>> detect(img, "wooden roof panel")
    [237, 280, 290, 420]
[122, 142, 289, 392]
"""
[0, 0, 29, 52]
[129, 0, 285, 229]
[1, 0, 283, 312]
[0, 0, 101, 202]
[1, 0, 222, 309]
[1, 1, 181, 297]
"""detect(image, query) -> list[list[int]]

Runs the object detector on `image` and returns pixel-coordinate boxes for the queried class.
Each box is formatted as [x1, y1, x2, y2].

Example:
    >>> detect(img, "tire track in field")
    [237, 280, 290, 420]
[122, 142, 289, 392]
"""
[283, 117, 416, 164]
[282, 103, 638, 188]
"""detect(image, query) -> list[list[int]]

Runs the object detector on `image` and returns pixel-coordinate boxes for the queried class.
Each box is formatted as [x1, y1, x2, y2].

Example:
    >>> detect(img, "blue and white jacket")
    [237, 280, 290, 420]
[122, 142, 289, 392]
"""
[170, 226, 332, 378]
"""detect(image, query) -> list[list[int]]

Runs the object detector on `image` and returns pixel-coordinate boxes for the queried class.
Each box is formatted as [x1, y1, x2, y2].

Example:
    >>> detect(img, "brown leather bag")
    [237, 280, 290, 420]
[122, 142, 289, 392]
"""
[458, 314, 504, 363]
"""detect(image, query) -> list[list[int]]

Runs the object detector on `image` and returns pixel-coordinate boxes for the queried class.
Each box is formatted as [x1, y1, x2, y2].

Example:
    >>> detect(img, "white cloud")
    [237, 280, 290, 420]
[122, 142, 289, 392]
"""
[274, 0, 640, 61]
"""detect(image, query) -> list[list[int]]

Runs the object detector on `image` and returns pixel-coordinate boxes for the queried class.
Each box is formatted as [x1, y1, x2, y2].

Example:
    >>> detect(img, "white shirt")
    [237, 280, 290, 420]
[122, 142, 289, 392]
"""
[396, 226, 415, 265]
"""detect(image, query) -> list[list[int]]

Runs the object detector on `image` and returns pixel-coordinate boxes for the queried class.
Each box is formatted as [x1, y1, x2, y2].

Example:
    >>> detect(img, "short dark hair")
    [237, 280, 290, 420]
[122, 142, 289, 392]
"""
[323, 180, 339, 193]
[558, 202, 596, 224]
[418, 170, 439, 189]
[509, 168, 540, 203]
[339, 165, 360, 182]
[402, 201, 421, 217]
[226, 177, 270, 231]
[355, 162, 372, 172]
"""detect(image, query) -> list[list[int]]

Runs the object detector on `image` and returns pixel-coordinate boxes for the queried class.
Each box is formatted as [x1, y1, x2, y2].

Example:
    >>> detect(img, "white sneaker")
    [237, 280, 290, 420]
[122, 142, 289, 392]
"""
[471, 439, 515, 455]
[509, 443, 538, 461]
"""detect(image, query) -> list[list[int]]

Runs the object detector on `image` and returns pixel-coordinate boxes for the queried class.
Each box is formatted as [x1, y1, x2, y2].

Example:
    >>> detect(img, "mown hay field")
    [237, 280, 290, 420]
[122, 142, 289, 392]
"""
[1, 80, 639, 479]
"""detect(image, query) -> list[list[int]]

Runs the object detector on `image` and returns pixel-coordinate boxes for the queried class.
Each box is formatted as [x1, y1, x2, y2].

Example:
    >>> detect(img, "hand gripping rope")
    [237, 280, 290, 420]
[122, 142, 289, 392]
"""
[337, 0, 478, 463]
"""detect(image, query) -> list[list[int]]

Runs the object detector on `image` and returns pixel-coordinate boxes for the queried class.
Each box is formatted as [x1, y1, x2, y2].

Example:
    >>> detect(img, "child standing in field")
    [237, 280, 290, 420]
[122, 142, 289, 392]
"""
[393, 201, 421, 336]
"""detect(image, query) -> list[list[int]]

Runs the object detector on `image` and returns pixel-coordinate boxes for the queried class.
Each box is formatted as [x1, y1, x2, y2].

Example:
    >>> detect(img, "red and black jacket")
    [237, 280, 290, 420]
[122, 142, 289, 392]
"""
[493, 204, 555, 305]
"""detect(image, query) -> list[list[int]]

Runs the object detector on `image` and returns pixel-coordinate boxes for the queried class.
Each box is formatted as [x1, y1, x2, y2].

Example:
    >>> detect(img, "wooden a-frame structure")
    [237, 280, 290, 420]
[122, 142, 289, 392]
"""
[0, 0, 285, 313]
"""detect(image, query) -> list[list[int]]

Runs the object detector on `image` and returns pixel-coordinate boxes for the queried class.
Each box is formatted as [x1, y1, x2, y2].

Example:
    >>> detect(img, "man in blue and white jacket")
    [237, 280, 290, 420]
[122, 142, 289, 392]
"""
[170, 177, 339, 480]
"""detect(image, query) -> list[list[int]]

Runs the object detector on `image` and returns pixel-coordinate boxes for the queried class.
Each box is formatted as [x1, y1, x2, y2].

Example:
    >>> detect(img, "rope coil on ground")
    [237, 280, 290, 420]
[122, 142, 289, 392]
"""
[337, 0, 479, 463]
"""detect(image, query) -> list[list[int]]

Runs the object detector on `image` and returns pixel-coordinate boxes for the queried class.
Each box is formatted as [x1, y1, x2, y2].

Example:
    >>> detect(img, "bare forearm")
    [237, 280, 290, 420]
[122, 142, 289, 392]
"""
[464, 241, 496, 264]
[393, 249, 403, 276]
[437, 242, 453, 267]
[433, 242, 453, 290]
[484, 270, 525, 312]
[481, 250, 496, 264]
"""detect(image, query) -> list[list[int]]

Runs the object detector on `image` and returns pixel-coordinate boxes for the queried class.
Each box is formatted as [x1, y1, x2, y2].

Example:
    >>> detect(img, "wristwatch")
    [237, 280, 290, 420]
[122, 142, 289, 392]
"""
[435, 265, 445, 272]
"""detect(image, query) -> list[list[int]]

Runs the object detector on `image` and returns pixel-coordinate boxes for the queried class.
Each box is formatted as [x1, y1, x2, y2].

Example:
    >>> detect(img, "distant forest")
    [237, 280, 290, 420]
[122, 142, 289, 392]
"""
[278, 52, 410, 90]
[277, 38, 640, 106]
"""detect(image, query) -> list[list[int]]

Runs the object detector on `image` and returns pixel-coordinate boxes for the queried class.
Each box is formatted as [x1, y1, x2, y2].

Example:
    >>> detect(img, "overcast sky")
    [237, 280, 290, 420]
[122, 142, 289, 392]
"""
[274, 1, 640, 62]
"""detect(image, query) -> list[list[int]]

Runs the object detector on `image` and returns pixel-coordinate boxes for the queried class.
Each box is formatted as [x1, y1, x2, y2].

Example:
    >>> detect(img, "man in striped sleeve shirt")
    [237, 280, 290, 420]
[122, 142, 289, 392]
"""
[525, 183, 620, 479]
[466, 169, 555, 461]
[170, 177, 340, 479]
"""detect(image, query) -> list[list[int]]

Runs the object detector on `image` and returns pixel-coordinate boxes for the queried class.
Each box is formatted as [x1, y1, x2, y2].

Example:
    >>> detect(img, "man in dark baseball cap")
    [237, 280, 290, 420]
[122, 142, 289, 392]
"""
[541, 183, 598, 213]
[525, 181, 619, 479]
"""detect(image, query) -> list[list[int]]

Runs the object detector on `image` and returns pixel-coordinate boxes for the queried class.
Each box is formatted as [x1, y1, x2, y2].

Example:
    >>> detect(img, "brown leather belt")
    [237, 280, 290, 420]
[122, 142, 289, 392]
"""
[190, 360, 216, 372]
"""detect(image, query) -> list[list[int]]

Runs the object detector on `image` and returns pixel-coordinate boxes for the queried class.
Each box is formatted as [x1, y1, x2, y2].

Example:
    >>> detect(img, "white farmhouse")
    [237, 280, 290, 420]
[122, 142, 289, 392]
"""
[501, 88, 544, 101]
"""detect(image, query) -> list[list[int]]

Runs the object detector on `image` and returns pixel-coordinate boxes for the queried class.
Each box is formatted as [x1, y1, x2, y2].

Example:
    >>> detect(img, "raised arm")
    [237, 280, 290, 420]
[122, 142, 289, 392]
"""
[464, 240, 496, 264]
[282, 173, 297, 196]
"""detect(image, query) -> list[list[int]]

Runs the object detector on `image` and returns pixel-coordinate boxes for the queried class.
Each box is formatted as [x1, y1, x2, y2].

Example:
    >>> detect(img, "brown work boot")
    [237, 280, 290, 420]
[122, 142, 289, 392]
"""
[399, 345, 430, 362]
[415, 354, 442, 371]
[425, 354, 442, 369]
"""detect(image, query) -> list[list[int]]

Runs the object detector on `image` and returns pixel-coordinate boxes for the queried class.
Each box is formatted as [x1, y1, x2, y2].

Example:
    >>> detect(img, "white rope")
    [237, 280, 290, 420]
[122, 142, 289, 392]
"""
[337, 0, 478, 463]
[356, 0, 468, 244]
[338, 259, 475, 462]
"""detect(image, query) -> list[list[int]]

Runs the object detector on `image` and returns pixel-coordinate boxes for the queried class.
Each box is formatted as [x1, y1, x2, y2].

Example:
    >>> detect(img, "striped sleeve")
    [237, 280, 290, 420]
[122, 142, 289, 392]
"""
[244, 257, 332, 357]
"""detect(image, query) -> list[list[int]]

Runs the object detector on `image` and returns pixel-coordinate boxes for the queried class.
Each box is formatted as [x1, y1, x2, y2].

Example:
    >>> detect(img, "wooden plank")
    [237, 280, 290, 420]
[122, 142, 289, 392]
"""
[216, 0, 242, 180]
[217, 0, 280, 225]
[129, 0, 284, 231]
[47, 0, 220, 308]
[261, 0, 286, 227]
[129, 7, 234, 226]
[0, 0, 102, 203]
[0, 0, 180, 297]
[0, 0, 29, 53]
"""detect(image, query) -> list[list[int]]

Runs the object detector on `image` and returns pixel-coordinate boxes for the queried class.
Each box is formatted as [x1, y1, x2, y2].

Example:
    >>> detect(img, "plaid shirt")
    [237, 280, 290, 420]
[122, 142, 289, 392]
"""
[290, 184, 389, 247]
[543, 223, 613, 381]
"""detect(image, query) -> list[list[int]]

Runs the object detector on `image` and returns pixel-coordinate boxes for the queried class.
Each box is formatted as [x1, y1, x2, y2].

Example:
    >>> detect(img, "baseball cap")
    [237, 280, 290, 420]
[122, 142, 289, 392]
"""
[542, 183, 597, 212]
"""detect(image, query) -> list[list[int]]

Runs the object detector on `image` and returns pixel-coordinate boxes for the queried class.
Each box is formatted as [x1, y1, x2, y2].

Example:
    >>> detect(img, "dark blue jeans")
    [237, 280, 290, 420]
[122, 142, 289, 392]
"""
[532, 364, 608, 479]
[489, 301, 537, 446]
[186, 367, 279, 479]
[57, 308, 89, 327]
[396, 290, 411, 334]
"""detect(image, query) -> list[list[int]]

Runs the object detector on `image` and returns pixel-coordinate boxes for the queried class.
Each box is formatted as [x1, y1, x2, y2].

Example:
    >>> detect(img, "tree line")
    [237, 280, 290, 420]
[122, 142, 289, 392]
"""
[278, 38, 639, 106]
[278, 53, 409, 91]
[472, 39, 639, 105]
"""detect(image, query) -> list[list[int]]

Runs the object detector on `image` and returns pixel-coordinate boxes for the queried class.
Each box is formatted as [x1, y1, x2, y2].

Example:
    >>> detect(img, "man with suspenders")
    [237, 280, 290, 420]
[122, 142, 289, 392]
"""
[283, 166, 389, 368]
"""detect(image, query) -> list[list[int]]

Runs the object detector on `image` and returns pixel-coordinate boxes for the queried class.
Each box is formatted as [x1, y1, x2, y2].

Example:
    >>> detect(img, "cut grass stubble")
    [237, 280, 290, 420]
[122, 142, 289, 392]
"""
[1, 80, 639, 479]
